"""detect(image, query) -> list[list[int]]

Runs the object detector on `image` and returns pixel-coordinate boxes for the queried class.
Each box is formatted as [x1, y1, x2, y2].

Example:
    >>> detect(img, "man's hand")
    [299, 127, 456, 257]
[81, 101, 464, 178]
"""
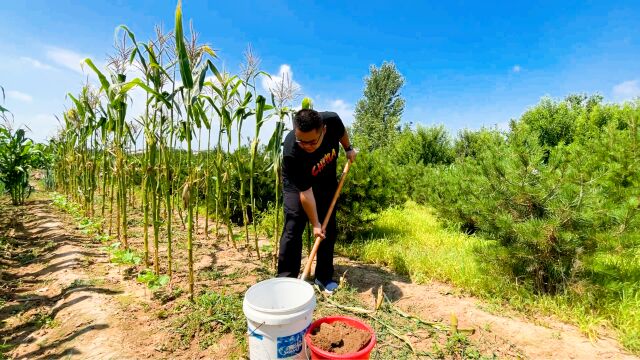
[346, 149, 357, 163]
[313, 222, 325, 239]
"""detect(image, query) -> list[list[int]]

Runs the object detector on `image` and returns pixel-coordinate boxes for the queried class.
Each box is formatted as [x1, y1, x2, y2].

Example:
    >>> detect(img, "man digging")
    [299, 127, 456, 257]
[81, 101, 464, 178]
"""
[277, 108, 356, 294]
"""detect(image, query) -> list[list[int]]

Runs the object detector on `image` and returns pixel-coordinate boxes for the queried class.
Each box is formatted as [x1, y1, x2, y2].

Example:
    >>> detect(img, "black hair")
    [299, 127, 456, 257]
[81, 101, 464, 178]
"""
[294, 109, 323, 132]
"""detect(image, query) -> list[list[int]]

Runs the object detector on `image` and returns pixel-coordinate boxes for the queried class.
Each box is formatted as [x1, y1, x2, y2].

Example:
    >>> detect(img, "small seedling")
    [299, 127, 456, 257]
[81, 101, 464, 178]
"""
[103, 242, 142, 266]
[94, 233, 111, 244]
[137, 269, 170, 290]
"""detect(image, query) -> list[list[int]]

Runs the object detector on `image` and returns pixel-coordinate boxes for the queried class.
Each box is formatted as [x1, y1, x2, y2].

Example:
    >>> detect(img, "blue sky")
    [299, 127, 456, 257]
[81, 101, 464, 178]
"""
[1, 0, 639, 143]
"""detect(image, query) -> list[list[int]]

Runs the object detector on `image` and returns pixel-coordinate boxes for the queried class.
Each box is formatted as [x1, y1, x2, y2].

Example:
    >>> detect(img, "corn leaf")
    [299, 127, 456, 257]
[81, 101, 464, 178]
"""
[175, 0, 193, 89]
[83, 58, 110, 92]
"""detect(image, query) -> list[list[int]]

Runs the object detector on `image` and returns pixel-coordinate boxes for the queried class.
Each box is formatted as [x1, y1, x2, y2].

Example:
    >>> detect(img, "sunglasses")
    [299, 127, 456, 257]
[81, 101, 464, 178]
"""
[295, 126, 325, 147]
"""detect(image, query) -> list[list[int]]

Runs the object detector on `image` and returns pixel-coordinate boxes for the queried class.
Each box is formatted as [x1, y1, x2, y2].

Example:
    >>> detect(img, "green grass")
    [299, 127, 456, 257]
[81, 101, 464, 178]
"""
[340, 201, 640, 354]
[341, 202, 511, 295]
[172, 291, 246, 353]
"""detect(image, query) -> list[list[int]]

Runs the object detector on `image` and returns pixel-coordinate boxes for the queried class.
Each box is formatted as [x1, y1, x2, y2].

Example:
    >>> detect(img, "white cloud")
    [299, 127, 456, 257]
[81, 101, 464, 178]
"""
[20, 56, 55, 70]
[21, 113, 60, 142]
[45, 47, 90, 74]
[261, 64, 302, 98]
[7, 90, 33, 103]
[613, 80, 640, 101]
[325, 99, 355, 126]
[512, 65, 521, 73]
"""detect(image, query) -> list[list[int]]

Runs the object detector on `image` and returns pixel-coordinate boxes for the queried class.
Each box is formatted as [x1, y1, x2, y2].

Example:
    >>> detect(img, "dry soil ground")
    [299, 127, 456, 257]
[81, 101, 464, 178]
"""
[0, 196, 637, 359]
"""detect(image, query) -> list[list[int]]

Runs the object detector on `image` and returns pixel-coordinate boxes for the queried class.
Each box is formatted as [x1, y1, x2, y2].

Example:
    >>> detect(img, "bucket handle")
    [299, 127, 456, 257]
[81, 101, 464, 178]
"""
[247, 322, 266, 340]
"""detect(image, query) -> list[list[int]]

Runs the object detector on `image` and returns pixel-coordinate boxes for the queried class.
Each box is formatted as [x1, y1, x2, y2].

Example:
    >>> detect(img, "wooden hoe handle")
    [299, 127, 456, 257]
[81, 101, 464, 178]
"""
[300, 161, 352, 281]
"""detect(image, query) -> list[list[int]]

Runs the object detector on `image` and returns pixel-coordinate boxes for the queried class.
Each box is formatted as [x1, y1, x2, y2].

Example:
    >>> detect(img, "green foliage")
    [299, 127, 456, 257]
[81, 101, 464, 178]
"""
[51, 193, 83, 220]
[393, 125, 454, 166]
[93, 232, 112, 244]
[336, 150, 405, 240]
[442, 332, 485, 359]
[301, 96, 313, 109]
[78, 217, 102, 236]
[0, 341, 15, 360]
[454, 128, 505, 159]
[0, 85, 10, 122]
[353, 61, 405, 151]
[341, 202, 505, 292]
[346, 200, 639, 354]
[137, 269, 170, 290]
[0, 126, 41, 205]
[424, 98, 640, 295]
[31, 312, 59, 329]
[153, 287, 184, 305]
[174, 291, 245, 351]
[104, 242, 143, 266]
[514, 94, 603, 149]
[516, 96, 577, 148]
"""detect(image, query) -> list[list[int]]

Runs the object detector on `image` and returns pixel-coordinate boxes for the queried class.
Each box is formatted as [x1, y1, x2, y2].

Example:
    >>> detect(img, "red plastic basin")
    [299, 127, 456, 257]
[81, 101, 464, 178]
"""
[304, 316, 376, 360]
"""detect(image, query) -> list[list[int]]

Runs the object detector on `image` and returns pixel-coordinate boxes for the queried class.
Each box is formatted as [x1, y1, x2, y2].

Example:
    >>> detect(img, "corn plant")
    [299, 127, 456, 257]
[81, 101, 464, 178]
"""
[238, 50, 273, 258]
[0, 86, 10, 122]
[175, 0, 216, 300]
[66, 86, 101, 217]
[265, 74, 298, 265]
[0, 125, 40, 205]
[43, 1, 301, 300]
[119, 24, 176, 273]
[202, 69, 237, 247]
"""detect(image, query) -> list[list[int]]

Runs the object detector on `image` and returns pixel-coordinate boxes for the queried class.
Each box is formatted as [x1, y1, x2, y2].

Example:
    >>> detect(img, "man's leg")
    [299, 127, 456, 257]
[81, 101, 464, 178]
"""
[314, 190, 337, 284]
[277, 191, 308, 278]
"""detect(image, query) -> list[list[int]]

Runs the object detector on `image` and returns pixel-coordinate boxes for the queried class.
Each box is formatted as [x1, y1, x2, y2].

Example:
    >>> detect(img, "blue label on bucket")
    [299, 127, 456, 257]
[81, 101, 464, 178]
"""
[276, 326, 307, 359]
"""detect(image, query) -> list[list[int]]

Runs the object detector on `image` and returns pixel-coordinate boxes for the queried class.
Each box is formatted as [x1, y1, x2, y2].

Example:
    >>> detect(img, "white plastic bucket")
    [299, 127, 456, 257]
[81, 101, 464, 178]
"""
[243, 278, 316, 359]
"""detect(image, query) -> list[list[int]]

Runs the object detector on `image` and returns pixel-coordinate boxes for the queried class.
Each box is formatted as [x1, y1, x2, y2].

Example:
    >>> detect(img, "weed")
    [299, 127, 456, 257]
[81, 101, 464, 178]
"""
[140, 302, 151, 312]
[156, 309, 169, 319]
[32, 312, 59, 329]
[444, 332, 482, 358]
[103, 242, 142, 266]
[42, 241, 56, 252]
[51, 193, 82, 218]
[137, 269, 170, 290]
[199, 269, 223, 281]
[15, 249, 38, 265]
[93, 233, 111, 244]
[66, 278, 103, 290]
[153, 287, 183, 304]
[226, 269, 248, 281]
[0, 341, 15, 360]
[174, 291, 245, 351]
[78, 217, 102, 236]
[259, 243, 273, 254]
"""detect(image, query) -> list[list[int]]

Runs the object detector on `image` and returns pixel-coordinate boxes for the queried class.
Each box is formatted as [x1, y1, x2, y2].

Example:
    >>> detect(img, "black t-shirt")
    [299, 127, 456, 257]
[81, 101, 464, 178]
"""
[282, 112, 346, 193]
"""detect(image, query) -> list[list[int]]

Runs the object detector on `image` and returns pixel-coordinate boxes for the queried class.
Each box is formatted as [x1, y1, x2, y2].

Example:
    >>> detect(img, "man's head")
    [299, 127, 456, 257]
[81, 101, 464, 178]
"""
[294, 109, 325, 152]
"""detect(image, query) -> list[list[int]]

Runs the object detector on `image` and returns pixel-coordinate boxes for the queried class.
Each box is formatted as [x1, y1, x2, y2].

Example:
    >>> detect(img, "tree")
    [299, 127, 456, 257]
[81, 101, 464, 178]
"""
[353, 61, 405, 151]
[394, 125, 454, 166]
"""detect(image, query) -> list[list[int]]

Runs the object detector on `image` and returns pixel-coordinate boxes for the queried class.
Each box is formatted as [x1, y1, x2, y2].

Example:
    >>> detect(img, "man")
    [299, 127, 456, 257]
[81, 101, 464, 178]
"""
[278, 109, 356, 294]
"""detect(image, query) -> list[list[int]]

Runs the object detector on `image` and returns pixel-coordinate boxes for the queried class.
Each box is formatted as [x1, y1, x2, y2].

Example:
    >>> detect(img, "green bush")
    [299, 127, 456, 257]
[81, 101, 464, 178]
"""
[336, 150, 405, 241]
[393, 125, 454, 166]
[454, 127, 505, 159]
[422, 99, 640, 294]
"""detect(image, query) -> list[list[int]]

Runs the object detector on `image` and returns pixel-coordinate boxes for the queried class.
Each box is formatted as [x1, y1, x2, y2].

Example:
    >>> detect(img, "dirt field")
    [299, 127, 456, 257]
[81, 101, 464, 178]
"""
[1, 195, 637, 359]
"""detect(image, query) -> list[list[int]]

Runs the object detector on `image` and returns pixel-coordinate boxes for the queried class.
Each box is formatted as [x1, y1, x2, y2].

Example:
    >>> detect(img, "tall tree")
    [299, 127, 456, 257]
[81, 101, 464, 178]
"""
[353, 61, 405, 150]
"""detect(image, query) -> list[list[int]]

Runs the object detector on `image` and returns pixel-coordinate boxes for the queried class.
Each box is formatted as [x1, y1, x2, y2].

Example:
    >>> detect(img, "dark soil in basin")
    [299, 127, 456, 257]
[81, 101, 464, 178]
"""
[309, 321, 372, 355]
